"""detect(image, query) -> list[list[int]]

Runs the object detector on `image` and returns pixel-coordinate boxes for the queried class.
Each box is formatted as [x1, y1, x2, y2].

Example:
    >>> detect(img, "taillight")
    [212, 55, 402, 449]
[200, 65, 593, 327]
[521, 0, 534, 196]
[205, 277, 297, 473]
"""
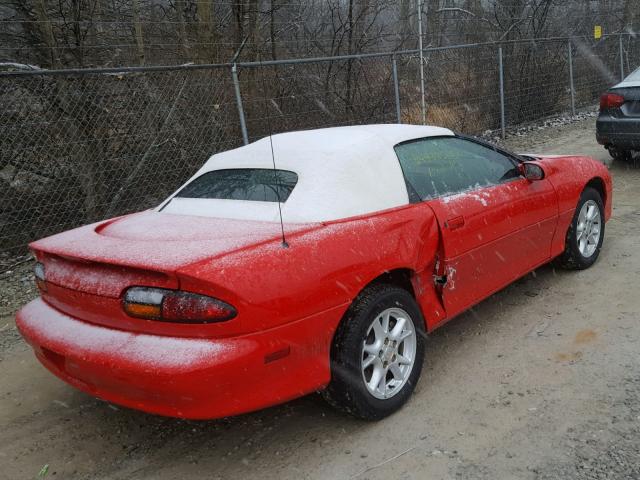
[123, 287, 237, 323]
[34, 262, 47, 292]
[600, 93, 625, 110]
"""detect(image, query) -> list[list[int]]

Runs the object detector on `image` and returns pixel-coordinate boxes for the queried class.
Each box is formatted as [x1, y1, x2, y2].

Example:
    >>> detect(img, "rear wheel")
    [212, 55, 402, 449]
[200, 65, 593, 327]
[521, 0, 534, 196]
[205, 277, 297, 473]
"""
[607, 146, 632, 162]
[557, 187, 605, 270]
[322, 284, 425, 420]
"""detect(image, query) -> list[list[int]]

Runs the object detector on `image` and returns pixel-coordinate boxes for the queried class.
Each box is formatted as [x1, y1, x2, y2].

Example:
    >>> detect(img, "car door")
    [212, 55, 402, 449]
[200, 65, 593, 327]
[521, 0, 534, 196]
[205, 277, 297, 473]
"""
[395, 136, 558, 320]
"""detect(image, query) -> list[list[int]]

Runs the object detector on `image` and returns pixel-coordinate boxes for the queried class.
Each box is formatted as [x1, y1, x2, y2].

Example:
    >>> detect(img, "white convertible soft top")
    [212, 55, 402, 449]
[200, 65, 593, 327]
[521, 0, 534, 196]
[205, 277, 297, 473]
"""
[160, 124, 454, 223]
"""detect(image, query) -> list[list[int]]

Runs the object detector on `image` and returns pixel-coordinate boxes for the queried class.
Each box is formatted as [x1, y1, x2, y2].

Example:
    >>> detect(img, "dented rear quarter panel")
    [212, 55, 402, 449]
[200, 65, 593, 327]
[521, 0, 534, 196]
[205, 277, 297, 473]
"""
[177, 202, 444, 337]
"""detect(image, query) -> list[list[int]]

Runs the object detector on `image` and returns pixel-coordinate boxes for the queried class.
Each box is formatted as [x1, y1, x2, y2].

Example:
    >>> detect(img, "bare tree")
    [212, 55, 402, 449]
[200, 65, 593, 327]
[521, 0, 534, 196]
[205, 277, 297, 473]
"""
[623, 0, 639, 32]
[34, 0, 59, 67]
[132, 0, 146, 65]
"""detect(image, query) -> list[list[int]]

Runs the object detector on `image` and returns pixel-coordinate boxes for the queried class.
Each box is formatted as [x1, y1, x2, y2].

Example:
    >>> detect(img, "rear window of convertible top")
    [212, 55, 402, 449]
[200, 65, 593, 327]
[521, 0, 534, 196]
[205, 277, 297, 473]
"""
[175, 168, 298, 203]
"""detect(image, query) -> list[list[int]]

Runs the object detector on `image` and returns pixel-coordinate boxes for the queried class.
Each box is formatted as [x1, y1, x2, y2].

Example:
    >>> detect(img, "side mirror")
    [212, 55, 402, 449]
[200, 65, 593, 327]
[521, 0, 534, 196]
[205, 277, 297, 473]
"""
[519, 162, 545, 181]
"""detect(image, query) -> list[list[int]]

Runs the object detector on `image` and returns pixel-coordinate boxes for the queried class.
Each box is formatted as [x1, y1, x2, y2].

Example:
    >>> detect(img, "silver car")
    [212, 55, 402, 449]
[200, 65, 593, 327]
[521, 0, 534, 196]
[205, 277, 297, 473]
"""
[596, 67, 640, 161]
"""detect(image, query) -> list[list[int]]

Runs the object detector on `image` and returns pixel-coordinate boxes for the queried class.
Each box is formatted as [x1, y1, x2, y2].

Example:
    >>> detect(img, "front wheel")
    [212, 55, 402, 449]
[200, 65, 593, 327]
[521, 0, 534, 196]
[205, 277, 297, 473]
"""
[557, 187, 605, 270]
[322, 284, 426, 420]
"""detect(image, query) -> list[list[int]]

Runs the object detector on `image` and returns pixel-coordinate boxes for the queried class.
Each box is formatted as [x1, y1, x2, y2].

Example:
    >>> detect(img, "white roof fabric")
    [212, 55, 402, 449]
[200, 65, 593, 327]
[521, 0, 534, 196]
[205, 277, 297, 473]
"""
[159, 124, 454, 223]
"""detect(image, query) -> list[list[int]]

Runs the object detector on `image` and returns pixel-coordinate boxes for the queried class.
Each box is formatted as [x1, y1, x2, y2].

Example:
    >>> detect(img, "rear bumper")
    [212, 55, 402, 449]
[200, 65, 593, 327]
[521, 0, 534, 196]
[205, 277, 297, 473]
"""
[16, 298, 345, 419]
[596, 115, 640, 149]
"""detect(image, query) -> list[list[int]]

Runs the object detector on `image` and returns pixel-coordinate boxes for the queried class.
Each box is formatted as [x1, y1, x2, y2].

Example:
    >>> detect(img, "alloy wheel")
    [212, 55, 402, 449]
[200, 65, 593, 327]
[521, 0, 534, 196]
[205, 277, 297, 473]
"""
[361, 307, 417, 400]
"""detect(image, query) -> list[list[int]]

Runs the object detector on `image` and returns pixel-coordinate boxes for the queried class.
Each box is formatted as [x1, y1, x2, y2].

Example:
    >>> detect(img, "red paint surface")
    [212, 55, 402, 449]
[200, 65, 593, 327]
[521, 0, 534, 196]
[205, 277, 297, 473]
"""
[16, 154, 612, 419]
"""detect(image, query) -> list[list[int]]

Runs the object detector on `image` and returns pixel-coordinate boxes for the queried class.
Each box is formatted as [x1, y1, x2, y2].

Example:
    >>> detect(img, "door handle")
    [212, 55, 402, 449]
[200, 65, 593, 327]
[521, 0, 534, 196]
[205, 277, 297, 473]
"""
[445, 215, 465, 230]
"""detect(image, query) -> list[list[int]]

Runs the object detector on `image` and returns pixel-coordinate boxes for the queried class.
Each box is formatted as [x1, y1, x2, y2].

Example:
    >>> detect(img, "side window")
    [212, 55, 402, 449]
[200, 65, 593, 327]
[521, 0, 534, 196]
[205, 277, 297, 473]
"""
[394, 137, 519, 201]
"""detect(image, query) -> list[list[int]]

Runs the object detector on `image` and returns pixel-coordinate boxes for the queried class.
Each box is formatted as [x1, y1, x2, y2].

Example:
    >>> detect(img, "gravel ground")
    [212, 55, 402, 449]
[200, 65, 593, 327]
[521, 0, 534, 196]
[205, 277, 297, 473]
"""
[0, 260, 36, 360]
[2, 115, 640, 480]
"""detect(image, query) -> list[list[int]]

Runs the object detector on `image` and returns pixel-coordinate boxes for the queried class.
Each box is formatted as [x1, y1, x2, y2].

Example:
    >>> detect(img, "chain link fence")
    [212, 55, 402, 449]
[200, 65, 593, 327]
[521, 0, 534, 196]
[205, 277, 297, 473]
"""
[1, 34, 636, 259]
[624, 34, 640, 80]
[238, 55, 399, 142]
[1, 67, 240, 258]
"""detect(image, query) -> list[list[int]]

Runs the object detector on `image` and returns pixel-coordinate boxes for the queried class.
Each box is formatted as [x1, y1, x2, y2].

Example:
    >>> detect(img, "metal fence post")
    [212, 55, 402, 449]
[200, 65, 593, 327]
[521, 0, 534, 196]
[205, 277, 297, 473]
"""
[392, 55, 402, 124]
[498, 46, 506, 139]
[417, 0, 426, 125]
[568, 39, 576, 116]
[619, 34, 625, 81]
[231, 63, 249, 145]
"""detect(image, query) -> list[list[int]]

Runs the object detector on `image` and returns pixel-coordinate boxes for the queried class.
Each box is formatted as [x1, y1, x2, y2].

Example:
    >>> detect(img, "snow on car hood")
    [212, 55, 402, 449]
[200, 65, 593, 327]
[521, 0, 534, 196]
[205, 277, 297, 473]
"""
[31, 210, 315, 271]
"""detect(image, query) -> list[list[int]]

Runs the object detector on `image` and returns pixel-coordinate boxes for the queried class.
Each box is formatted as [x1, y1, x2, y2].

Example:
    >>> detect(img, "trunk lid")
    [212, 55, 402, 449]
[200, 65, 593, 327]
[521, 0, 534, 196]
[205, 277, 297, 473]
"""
[31, 211, 313, 336]
[33, 210, 304, 274]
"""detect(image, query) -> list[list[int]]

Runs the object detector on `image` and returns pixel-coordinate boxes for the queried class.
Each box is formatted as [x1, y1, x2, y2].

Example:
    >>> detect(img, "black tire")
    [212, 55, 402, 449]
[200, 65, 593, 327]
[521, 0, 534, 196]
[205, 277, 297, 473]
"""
[607, 146, 632, 162]
[557, 187, 605, 270]
[322, 284, 426, 420]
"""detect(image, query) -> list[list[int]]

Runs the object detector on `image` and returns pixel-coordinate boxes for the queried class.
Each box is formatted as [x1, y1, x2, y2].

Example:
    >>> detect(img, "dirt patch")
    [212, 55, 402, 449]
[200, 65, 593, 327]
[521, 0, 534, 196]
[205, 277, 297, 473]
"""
[0, 259, 36, 360]
[554, 351, 584, 363]
[574, 329, 598, 345]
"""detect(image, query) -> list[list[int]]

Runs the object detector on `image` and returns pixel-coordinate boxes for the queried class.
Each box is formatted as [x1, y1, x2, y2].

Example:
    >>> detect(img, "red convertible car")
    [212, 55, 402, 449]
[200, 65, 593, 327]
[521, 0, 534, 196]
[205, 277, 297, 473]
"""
[17, 125, 612, 420]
